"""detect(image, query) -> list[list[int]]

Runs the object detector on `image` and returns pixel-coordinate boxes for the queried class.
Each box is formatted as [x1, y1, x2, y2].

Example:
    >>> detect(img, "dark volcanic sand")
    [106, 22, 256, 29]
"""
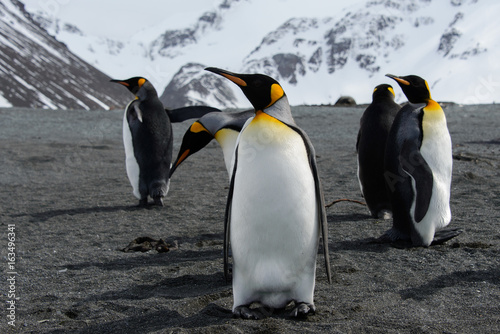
[0, 104, 499, 333]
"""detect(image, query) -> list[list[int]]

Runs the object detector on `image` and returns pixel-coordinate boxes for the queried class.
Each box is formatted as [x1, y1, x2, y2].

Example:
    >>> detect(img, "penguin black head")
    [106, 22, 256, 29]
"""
[372, 84, 395, 101]
[385, 74, 432, 104]
[205, 67, 285, 111]
[169, 121, 215, 177]
[110, 77, 149, 96]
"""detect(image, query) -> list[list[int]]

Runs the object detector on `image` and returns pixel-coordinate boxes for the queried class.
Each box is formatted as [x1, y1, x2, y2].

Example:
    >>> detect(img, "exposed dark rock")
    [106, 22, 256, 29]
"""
[356, 54, 379, 73]
[272, 53, 306, 85]
[308, 47, 323, 72]
[159, 63, 238, 109]
[438, 28, 462, 56]
[334, 96, 357, 106]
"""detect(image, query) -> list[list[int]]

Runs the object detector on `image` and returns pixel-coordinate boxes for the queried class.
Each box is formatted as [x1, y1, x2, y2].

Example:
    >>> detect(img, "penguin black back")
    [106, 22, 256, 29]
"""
[357, 84, 399, 219]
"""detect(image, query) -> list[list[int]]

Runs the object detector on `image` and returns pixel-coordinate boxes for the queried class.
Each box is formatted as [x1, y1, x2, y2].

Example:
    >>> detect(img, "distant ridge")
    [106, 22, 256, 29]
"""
[0, 0, 129, 109]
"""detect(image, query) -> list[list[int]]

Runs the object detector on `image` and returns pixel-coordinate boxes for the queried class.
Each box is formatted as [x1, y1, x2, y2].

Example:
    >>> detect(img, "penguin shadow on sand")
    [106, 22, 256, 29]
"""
[62, 273, 232, 333]
[21, 204, 145, 223]
[324, 198, 390, 252]
[58, 235, 236, 331]
[399, 267, 500, 301]
[326, 213, 393, 253]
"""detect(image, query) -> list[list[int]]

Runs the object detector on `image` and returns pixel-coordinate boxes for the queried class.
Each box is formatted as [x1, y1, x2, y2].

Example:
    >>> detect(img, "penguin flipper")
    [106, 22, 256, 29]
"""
[223, 144, 239, 283]
[289, 124, 332, 284]
[132, 103, 143, 123]
[166, 106, 221, 123]
[355, 128, 361, 153]
[400, 139, 433, 223]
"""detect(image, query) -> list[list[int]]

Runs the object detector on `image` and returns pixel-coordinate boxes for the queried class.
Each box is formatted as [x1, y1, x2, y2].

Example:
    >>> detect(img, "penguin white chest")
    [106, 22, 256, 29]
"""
[230, 112, 319, 308]
[122, 105, 141, 199]
[413, 108, 452, 243]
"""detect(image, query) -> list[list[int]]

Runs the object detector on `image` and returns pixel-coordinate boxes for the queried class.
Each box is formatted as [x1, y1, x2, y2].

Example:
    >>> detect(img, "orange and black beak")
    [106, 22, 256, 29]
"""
[169, 121, 215, 178]
[110, 77, 146, 95]
[205, 67, 284, 111]
[385, 74, 410, 86]
[386, 74, 431, 103]
[205, 67, 248, 87]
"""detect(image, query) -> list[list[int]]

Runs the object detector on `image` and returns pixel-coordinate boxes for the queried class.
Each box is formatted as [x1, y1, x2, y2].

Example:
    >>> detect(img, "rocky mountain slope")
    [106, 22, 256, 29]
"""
[16, 0, 500, 108]
[0, 0, 129, 109]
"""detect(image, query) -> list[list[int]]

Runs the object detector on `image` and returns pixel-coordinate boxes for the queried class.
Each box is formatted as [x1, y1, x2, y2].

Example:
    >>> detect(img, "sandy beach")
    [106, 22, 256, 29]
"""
[1, 104, 499, 333]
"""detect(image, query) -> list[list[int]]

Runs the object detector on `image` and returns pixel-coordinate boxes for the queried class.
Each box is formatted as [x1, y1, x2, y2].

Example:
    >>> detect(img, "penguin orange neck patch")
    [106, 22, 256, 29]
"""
[254, 110, 283, 126]
[423, 99, 445, 124]
[425, 99, 441, 112]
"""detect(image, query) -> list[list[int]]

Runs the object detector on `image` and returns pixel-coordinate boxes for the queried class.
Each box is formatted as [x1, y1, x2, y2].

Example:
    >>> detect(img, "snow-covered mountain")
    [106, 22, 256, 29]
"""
[0, 0, 130, 109]
[16, 0, 500, 108]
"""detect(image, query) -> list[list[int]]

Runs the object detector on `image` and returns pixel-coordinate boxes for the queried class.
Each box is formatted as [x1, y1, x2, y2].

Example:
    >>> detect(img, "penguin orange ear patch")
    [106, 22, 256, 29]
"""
[424, 80, 432, 100]
[138, 78, 146, 87]
[190, 121, 209, 134]
[388, 87, 395, 96]
[267, 83, 284, 108]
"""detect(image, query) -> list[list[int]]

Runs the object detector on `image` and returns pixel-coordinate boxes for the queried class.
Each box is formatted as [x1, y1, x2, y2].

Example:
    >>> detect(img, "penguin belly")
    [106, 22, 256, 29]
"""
[230, 114, 319, 310]
[122, 105, 141, 199]
[411, 117, 452, 245]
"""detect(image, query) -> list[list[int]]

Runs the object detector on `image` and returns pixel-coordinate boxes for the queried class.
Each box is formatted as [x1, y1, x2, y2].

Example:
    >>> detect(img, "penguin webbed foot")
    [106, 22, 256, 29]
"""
[431, 228, 463, 246]
[372, 229, 413, 248]
[233, 304, 274, 320]
[374, 228, 463, 248]
[153, 196, 164, 207]
[374, 228, 407, 243]
[376, 209, 392, 220]
[289, 302, 316, 318]
[138, 198, 149, 207]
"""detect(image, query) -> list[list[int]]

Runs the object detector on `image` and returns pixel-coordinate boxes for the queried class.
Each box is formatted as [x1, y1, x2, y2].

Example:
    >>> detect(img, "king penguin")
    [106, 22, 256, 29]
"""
[111, 77, 218, 206]
[382, 74, 461, 246]
[205, 67, 332, 319]
[356, 84, 399, 219]
[169, 109, 254, 179]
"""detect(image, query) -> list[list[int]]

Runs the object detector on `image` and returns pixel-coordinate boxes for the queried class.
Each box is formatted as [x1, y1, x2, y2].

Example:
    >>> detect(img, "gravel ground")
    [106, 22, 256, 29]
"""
[0, 104, 499, 333]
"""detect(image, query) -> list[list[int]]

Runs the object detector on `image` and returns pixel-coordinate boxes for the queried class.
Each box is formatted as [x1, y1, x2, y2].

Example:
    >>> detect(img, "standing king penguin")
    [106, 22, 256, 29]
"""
[382, 74, 461, 246]
[357, 84, 399, 219]
[111, 77, 218, 206]
[169, 109, 254, 179]
[205, 67, 332, 319]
